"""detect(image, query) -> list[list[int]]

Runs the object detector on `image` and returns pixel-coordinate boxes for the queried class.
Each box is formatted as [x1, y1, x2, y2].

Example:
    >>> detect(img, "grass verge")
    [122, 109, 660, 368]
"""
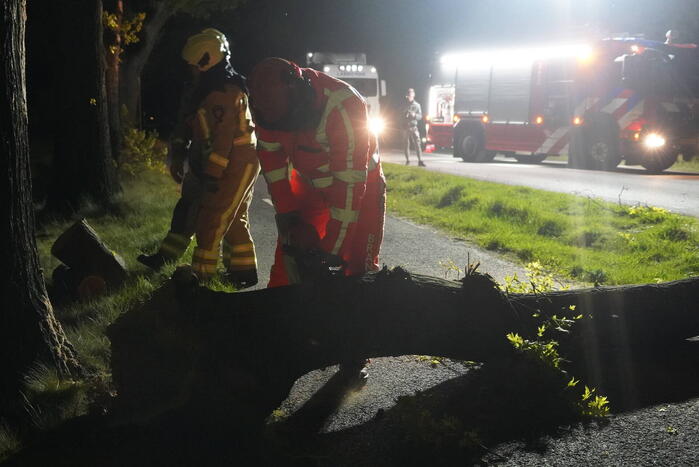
[383, 163, 699, 285]
[0, 170, 240, 459]
[35, 170, 244, 375]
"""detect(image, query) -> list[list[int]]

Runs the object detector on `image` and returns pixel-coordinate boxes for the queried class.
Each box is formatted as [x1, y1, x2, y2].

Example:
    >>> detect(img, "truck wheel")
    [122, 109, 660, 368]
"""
[583, 114, 621, 171]
[454, 123, 485, 162]
[477, 150, 497, 162]
[514, 154, 547, 164]
[568, 126, 589, 169]
[641, 149, 677, 173]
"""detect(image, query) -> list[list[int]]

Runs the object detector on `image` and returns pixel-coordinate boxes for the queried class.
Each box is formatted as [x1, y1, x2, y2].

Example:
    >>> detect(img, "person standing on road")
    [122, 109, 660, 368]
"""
[402, 88, 425, 167]
[138, 29, 260, 288]
[248, 57, 387, 381]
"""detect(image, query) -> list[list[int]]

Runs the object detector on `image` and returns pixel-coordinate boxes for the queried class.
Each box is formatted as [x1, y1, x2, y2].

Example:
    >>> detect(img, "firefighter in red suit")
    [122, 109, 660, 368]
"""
[248, 57, 386, 287]
[248, 58, 386, 381]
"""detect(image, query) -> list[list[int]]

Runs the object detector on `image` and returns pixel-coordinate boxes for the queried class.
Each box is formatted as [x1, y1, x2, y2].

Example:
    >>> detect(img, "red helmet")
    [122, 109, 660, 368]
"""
[249, 58, 301, 124]
[249, 57, 314, 129]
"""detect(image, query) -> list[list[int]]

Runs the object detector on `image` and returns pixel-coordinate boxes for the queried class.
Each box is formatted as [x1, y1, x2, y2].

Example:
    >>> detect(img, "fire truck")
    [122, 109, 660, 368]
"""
[426, 37, 699, 172]
[306, 52, 387, 136]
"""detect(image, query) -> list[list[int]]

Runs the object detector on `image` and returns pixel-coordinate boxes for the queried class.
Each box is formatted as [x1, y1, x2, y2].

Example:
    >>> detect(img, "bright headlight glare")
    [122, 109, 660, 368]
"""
[368, 117, 385, 135]
[644, 132, 666, 149]
[323, 66, 330, 72]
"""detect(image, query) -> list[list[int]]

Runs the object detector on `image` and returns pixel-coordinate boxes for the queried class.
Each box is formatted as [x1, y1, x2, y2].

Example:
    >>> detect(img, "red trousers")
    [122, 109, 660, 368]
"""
[268, 165, 386, 287]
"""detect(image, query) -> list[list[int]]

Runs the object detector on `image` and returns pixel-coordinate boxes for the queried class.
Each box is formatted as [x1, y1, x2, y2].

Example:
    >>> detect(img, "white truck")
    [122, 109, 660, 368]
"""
[306, 52, 387, 136]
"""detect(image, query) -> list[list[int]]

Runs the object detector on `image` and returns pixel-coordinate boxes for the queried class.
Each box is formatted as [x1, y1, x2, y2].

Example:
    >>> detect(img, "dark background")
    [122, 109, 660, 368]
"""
[27, 0, 699, 139]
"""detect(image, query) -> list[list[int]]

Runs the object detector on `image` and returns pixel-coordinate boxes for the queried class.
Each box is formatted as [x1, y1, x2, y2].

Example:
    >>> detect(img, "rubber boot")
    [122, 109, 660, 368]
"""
[137, 252, 167, 271]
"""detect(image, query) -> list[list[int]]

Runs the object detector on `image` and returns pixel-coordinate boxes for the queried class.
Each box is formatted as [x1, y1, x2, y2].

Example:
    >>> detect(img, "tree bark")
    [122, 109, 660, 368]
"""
[50, 0, 119, 210]
[120, 0, 171, 125]
[1, 0, 81, 419]
[105, 0, 123, 162]
[108, 268, 699, 427]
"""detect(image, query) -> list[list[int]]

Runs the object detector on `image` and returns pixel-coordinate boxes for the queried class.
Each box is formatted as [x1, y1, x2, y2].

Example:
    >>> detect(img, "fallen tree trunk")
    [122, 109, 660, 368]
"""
[108, 268, 699, 426]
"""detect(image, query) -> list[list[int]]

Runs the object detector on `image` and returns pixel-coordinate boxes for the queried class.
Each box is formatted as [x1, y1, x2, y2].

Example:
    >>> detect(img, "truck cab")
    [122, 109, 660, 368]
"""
[436, 37, 699, 172]
[306, 52, 387, 137]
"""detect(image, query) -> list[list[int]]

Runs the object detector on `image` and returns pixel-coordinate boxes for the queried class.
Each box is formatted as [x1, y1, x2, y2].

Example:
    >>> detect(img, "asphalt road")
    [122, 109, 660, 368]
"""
[382, 149, 699, 218]
[246, 177, 699, 466]
[246, 177, 527, 429]
[247, 177, 528, 291]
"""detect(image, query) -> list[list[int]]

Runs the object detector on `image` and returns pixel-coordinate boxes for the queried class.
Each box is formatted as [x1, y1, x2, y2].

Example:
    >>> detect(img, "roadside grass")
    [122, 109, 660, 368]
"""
[0, 170, 241, 458]
[672, 157, 699, 173]
[35, 170, 245, 375]
[383, 163, 699, 285]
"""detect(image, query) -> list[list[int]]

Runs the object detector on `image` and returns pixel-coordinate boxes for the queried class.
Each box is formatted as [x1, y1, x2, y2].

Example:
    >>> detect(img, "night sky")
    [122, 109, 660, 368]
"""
[27, 0, 699, 138]
[142, 0, 697, 135]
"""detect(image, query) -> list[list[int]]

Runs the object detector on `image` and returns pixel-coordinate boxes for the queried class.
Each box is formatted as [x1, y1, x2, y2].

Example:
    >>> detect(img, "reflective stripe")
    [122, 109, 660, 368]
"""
[192, 262, 218, 275]
[193, 248, 219, 261]
[228, 257, 257, 266]
[332, 169, 366, 183]
[311, 176, 333, 188]
[163, 232, 191, 248]
[331, 183, 354, 255]
[317, 163, 330, 173]
[234, 134, 253, 146]
[316, 87, 358, 150]
[330, 207, 359, 223]
[197, 108, 211, 139]
[211, 163, 256, 252]
[160, 242, 185, 259]
[368, 152, 379, 170]
[158, 232, 191, 259]
[338, 105, 355, 168]
[234, 134, 252, 146]
[226, 243, 255, 253]
[209, 151, 229, 168]
[258, 139, 282, 152]
[263, 166, 289, 184]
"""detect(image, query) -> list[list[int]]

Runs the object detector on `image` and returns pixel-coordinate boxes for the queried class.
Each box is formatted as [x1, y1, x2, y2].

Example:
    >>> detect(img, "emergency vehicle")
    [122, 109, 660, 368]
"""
[306, 52, 387, 136]
[426, 37, 699, 172]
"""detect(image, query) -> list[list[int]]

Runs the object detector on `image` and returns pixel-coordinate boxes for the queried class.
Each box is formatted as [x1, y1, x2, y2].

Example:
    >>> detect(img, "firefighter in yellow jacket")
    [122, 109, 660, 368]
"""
[138, 29, 260, 287]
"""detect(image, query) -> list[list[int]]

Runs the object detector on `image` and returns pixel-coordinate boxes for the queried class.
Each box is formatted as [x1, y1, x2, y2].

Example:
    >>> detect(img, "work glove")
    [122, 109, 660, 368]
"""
[282, 244, 346, 282]
[275, 211, 320, 250]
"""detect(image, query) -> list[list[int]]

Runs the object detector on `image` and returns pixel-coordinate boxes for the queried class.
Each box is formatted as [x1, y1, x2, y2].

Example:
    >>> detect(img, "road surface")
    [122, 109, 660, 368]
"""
[244, 178, 699, 466]
[382, 149, 699, 217]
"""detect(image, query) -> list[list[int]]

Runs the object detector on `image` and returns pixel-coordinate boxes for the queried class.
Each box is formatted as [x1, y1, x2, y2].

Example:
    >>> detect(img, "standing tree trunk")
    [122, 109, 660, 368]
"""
[50, 0, 119, 210]
[105, 0, 124, 163]
[0, 0, 81, 419]
[120, 0, 171, 126]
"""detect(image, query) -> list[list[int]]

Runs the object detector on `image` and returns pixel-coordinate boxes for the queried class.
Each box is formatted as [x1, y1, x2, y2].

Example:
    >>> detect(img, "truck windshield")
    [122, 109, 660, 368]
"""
[341, 78, 378, 97]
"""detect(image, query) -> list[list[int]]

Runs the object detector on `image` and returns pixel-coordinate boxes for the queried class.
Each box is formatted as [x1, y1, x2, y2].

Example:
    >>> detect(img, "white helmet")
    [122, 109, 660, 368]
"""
[182, 28, 230, 72]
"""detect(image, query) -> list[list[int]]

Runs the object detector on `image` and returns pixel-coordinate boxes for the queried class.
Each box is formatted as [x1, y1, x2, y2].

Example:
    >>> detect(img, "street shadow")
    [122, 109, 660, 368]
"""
[6, 344, 699, 467]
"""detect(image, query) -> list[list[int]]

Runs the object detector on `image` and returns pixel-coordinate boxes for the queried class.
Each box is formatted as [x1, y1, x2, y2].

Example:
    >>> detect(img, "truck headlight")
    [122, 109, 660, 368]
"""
[368, 117, 385, 135]
[644, 133, 666, 149]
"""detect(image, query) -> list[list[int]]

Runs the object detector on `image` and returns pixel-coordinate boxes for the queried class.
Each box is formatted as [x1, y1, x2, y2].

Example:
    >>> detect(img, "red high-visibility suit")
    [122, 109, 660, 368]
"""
[256, 68, 386, 287]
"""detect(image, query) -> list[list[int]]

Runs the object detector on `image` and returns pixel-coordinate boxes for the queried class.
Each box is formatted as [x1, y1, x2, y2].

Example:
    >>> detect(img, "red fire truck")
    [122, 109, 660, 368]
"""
[425, 37, 699, 172]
